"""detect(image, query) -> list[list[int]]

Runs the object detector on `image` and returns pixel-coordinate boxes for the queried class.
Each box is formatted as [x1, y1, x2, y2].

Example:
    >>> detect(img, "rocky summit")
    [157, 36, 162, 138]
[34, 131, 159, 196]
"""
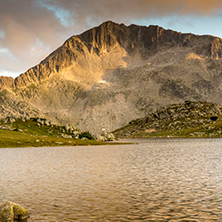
[1, 21, 222, 133]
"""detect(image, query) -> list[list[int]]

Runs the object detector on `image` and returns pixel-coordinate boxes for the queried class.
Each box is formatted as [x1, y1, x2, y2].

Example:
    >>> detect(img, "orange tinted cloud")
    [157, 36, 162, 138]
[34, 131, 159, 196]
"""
[0, 0, 68, 76]
[0, 0, 222, 77]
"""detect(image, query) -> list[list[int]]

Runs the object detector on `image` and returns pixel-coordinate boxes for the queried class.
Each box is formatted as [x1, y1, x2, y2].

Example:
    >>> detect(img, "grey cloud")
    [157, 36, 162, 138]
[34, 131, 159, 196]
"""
[1, 0, 222, 77]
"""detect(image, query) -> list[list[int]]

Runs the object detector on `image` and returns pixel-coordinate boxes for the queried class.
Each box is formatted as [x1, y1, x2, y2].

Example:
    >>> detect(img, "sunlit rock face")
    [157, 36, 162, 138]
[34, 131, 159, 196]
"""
[1, 21, 222, 133]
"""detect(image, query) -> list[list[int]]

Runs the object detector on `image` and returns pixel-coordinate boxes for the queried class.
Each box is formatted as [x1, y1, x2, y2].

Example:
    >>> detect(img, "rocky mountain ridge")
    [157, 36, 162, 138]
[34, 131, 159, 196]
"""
[1, 21, 222, 133]
[113, 101, 222, 138]
[1, 21, 222, 89]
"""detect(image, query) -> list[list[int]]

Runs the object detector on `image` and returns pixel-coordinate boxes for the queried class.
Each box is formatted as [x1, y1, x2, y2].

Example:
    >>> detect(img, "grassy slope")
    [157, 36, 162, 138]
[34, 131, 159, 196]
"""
[0, 119, 108, 148]
[113, 101, 222, 138]
[132, 118, 222, 138]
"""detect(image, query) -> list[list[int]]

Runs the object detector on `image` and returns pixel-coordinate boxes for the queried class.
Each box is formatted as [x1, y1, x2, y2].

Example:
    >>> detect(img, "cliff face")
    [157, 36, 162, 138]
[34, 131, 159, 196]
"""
[1, 21, 222, 133]
[0, 77, 15, 89]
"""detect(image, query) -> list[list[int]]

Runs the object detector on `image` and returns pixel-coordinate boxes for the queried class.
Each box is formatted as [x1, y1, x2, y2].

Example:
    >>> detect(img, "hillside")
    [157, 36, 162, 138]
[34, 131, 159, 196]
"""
[113, 101, 222, 138]
[0, 117, 115, 148]
[1, 21, 222, 133]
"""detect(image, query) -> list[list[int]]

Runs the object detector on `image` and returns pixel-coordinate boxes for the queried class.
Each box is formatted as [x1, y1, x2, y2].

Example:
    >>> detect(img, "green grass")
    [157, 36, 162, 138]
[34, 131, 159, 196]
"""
[130, 118, 222, 138]
[0, 129, 109, 148]
[0, 119, 115, 148]
[114, 101, 222, 139]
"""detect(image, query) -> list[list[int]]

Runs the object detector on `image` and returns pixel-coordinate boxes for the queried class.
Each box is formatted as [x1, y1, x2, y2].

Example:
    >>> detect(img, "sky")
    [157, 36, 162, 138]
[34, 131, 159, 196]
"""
[1, 0, 222, 78]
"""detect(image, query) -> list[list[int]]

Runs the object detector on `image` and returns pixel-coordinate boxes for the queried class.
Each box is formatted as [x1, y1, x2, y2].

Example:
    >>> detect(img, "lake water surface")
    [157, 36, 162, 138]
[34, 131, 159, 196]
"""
[1, 139, 222, 221]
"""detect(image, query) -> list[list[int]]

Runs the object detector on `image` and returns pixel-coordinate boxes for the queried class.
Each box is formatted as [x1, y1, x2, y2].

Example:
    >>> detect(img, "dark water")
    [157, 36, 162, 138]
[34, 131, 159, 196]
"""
[1, 139, 222, 221]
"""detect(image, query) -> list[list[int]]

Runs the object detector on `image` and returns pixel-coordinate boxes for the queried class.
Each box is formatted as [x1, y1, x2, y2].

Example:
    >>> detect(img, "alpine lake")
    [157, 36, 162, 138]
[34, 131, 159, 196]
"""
[1, 138, 222, 221]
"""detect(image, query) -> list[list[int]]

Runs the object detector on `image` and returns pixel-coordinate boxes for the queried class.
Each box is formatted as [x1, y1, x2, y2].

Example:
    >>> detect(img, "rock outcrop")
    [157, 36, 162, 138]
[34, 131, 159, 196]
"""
[0, 201, 29, 222]
[113, 101, 222, 138]
[1, 21, 222, 133]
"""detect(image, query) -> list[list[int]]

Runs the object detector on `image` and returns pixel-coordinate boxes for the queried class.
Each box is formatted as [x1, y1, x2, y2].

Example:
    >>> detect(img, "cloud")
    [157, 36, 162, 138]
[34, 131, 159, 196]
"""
[0, 0, 69, 77]
[1, 0, 222, 77]
[51, 0, 222, 23]
[38, 0, 75, 28]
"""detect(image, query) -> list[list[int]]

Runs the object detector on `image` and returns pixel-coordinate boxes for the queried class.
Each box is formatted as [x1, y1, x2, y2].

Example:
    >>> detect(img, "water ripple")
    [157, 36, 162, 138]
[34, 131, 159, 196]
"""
[1, 139, 222, 221]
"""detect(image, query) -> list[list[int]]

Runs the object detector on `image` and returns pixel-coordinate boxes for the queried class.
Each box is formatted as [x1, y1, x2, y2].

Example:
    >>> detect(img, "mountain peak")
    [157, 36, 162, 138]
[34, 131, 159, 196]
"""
[1, 22, 222, 133]
[1, 21, 222, 89]
[99, 20, 121, 27]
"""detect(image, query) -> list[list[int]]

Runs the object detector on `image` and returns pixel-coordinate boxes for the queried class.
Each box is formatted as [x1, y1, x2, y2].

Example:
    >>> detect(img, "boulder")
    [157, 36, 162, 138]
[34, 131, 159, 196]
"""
[44, 120, 51, 127]
[97, 135, 106, 141]
[65, 124, 70, 132]
[0, 201, 13, 222]
[0, 201, 29, 222]
[37, 118, 44, 125]
[21, 117, 26, 123]
[24, 116, 30, 121]
[94, 133, 116, 141]
[73, 131, 80, 136]
[106, 133, 115, 141]
[61, 133, 73, 139]
[9, 118, 15, 124]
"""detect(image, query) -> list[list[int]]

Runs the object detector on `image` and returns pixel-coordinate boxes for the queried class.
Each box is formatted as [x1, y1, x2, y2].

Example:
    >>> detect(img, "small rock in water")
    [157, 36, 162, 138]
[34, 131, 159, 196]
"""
[0, 201, 29, 222]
